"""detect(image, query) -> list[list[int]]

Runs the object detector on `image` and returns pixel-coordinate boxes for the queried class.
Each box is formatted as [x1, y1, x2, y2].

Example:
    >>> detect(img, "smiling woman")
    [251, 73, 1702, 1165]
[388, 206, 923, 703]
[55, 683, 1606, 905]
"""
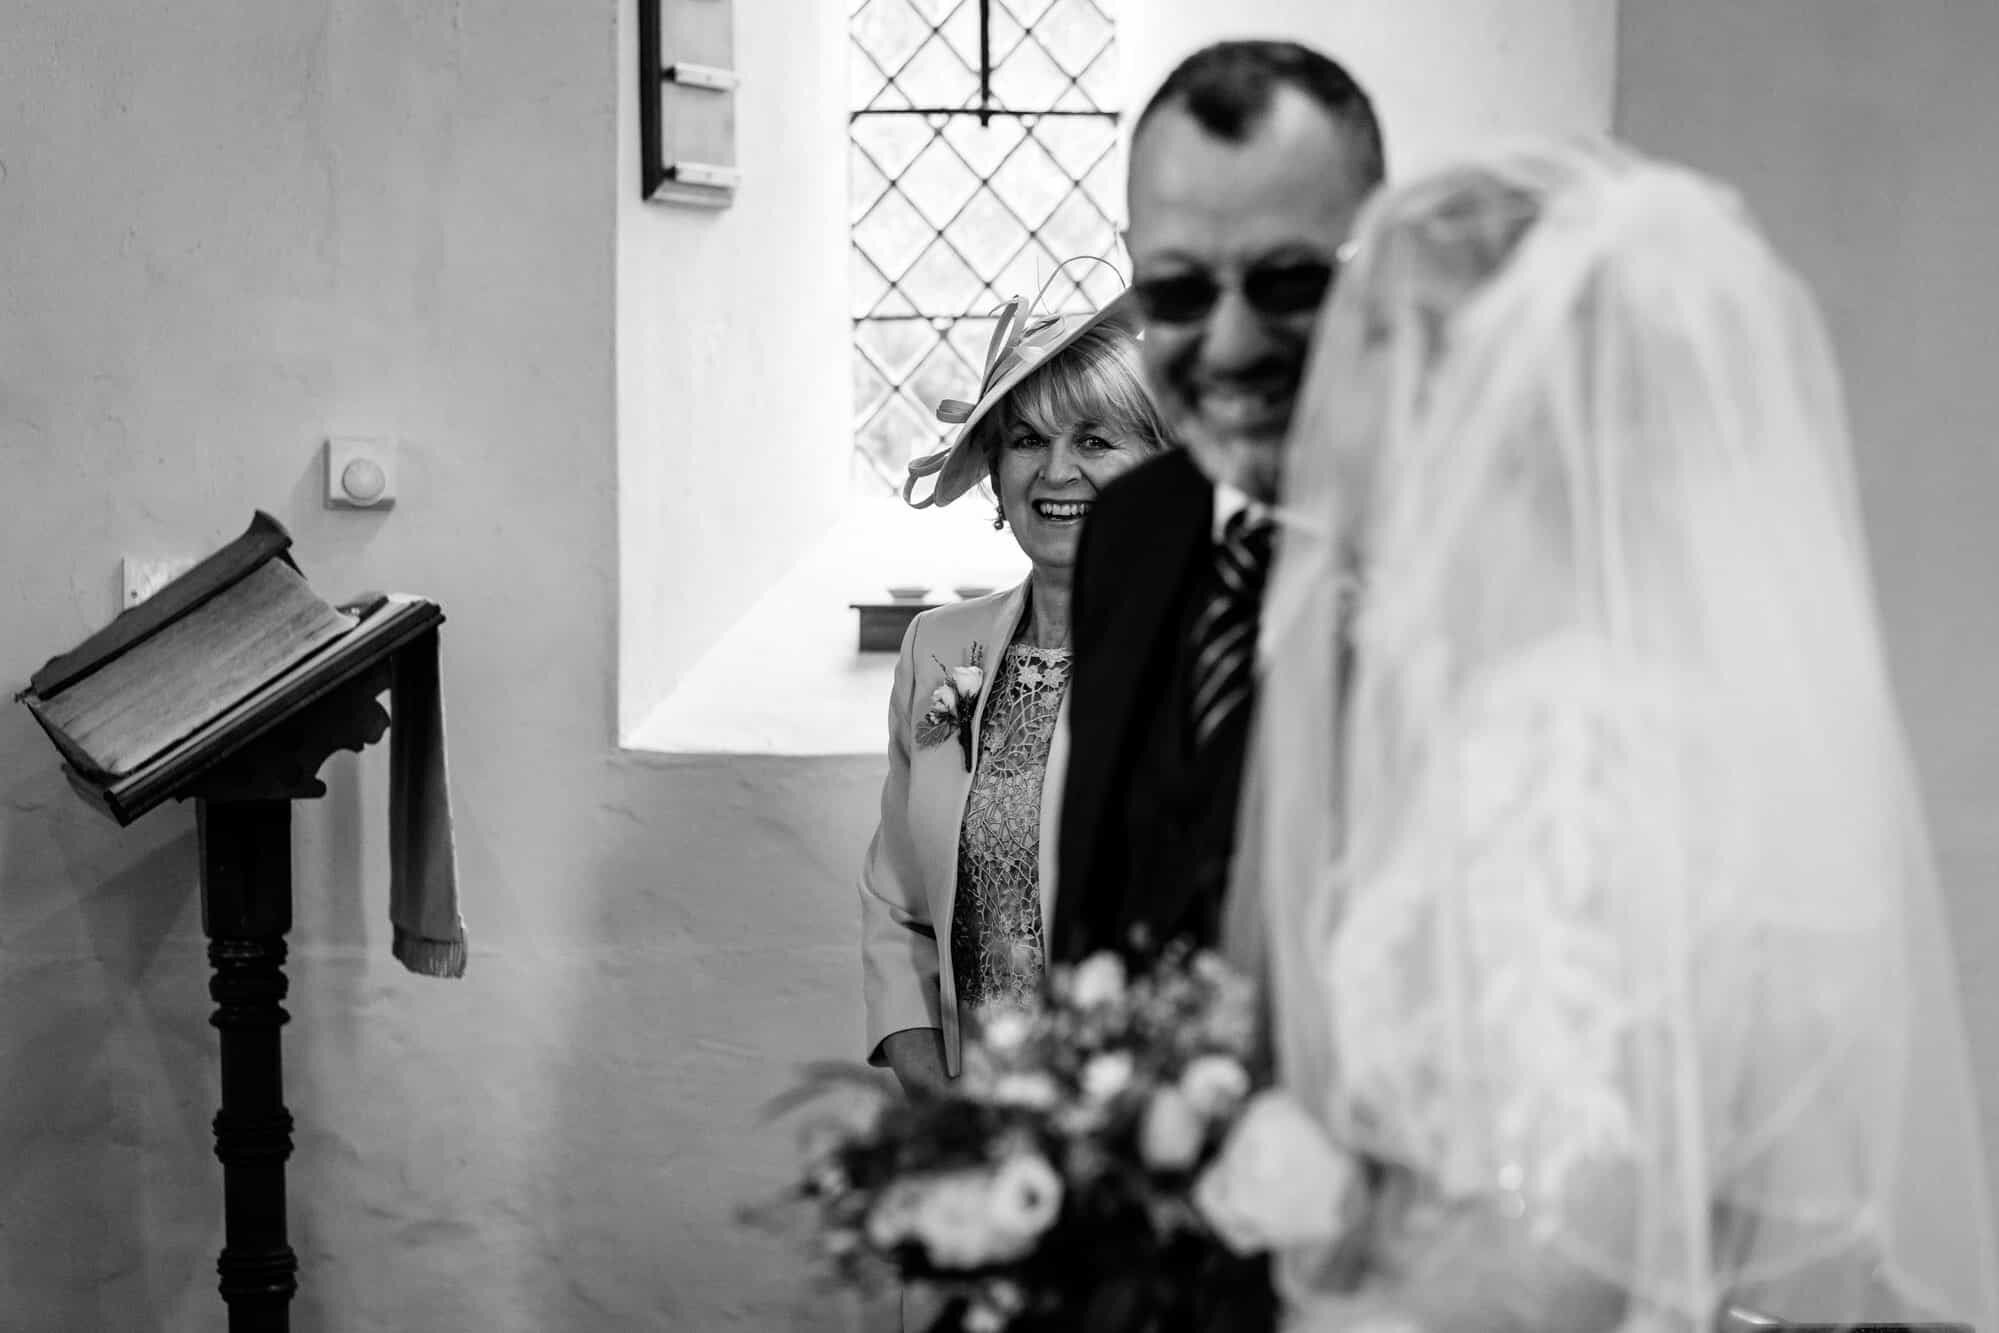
[860, 283, 1170, 1106]
[983, 321, 1166, 583]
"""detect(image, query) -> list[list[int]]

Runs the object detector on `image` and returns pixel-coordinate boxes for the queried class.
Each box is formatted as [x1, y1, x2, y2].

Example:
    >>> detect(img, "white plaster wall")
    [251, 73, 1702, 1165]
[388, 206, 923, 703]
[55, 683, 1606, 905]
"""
[1616, 0, 1999, 1235]
[0, 1, 881, 1328]
[1115, 0, 1620, 192]
[615, 0, 850, 737]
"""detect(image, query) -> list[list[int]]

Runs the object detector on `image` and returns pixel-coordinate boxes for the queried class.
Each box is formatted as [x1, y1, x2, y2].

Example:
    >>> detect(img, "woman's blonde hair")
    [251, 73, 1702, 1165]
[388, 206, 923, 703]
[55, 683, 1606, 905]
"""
[969, 322, 1171, 479]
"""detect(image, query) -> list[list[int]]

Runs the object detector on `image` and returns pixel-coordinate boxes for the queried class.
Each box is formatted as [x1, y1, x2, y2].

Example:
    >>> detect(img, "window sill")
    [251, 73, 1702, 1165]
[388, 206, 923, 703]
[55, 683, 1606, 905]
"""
[622, 497, 1025, 756]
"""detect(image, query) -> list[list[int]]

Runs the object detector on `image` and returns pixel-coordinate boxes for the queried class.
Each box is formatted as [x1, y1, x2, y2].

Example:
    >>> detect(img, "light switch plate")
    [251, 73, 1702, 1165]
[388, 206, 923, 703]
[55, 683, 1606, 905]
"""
[325, 437, 397, 509]
[121, 555, 197, 609]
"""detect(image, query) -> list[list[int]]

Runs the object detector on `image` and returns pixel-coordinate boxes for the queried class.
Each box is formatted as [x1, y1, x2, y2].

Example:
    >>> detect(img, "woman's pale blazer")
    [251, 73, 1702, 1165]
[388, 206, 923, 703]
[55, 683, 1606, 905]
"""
[859, 580, 1070, 1077]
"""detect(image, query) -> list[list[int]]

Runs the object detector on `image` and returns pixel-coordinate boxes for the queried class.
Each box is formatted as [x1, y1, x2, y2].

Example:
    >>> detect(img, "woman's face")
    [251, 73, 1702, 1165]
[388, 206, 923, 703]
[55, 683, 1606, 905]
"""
[993, 404, 1153, 575]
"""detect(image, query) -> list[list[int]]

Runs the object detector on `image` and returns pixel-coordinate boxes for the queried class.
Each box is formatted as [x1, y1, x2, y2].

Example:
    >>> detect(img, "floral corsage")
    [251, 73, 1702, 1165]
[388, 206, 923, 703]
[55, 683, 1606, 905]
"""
[916, 645, 986, 771]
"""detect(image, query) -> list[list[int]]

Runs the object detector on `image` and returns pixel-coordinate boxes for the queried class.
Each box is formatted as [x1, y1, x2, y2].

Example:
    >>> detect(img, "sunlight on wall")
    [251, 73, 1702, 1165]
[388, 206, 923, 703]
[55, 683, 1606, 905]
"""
[615, 0, 851, 739]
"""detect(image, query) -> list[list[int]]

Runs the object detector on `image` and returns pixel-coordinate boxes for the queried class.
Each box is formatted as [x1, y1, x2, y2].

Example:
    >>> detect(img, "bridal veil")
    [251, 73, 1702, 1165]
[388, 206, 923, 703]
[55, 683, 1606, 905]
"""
[1245, 139, 1999, 1330]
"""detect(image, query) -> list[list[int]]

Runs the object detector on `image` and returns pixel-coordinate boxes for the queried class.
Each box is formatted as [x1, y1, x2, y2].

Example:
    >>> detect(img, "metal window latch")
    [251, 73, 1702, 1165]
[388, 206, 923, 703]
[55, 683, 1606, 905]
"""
[662, 162, 741, 191]
[664, 62, 738, 92]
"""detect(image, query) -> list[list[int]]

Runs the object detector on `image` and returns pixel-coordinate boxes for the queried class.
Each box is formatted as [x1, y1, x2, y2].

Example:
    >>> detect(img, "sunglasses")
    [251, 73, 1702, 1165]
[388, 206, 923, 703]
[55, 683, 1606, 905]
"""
[1131, 256, 1342, 325]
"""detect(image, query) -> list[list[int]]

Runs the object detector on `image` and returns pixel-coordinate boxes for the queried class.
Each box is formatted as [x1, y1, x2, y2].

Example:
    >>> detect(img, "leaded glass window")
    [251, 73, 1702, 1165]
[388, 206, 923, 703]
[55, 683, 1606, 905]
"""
[849, 0, 1125, 493]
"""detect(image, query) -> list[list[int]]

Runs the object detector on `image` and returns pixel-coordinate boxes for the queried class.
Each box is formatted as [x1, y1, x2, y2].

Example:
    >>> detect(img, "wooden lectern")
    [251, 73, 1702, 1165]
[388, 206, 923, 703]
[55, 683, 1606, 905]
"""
[17, 514, 446, 1332]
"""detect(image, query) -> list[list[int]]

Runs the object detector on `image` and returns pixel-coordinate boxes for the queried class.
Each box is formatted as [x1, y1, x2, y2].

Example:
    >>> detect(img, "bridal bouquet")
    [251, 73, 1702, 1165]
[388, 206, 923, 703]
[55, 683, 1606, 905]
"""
[753, 945, 1360, 1332]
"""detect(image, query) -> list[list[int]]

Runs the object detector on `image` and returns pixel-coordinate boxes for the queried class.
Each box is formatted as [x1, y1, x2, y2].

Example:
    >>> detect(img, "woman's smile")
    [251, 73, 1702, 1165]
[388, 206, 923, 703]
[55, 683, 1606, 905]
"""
[1031, 499, 1093, 523]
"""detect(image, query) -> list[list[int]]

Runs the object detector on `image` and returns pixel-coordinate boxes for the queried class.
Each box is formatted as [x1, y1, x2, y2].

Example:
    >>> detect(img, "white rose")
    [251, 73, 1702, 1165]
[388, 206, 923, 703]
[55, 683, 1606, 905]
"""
[1069, 952, 1126, 1009]
[981, 1009, 1033, 1055]
[1178, 1054, 1251, 1119]
[1138, 1086, 1205, 1171]
[866, 1178, 925, 1250]
[909, 1171, 1007, 1269]
[989, 1071, 1060, 1111]
[986, 1152, 1064, 1248]
[930, 684, 958, 714]
[949, 665, 985, 699]
[1192, 1091, 1359, 1256]
[1080, 1050, 1134, 1103]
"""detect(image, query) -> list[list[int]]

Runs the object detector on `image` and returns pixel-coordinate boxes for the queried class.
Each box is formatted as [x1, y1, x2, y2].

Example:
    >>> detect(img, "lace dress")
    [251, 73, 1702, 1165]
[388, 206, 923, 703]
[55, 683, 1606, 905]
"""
[1287, 636, 1903, 1331]
[951, 642, 1073, 1018]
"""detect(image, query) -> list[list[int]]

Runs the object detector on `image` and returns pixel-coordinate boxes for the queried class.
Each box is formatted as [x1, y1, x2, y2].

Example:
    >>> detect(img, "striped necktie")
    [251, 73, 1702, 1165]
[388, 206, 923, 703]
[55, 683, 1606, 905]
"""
[1189, 509, 1276, 749]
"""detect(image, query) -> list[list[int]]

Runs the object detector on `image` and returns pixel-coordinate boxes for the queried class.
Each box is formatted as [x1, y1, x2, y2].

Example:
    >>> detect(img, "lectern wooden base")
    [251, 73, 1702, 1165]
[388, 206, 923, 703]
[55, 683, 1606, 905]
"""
[198, 798, 300, 1331]
[161, 648, 407, 1331]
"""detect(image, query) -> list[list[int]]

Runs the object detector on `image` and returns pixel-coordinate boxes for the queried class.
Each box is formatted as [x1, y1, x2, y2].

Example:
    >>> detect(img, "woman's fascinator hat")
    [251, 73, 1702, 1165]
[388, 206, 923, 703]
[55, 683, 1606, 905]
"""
[903, 256, 1142, 509]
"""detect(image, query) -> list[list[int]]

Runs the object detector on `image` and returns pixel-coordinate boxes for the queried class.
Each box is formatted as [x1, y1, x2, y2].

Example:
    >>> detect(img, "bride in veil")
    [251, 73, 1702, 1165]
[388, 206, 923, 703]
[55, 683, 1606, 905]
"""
[1240, 138, 1999, 1331]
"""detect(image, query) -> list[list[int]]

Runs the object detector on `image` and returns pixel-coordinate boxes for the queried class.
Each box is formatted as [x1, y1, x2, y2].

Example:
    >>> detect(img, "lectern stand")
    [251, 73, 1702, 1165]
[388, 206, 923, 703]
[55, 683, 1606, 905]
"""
[197, 796, 302, 1328]
[175, 657, 402, 1330]
[39, 606, 443, 1333]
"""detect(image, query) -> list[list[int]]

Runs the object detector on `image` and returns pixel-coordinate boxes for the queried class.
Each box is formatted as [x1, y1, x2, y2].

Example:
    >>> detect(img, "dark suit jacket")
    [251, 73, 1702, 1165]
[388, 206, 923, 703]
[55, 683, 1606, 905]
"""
[1050, 447, 1244, 964]
[1045, 456, 1279, 1333]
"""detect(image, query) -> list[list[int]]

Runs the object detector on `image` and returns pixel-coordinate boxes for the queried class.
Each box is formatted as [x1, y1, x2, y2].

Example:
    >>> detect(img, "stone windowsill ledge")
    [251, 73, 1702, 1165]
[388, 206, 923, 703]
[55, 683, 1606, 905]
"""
[623, 497, 1026, 756]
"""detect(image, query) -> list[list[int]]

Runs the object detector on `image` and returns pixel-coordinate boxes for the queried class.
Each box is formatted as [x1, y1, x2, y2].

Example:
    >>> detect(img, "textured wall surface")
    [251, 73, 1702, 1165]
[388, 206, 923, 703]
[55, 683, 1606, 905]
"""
[1617, 0, 1999, 1225]
[0, 1, 1618, 1328]
[0, 2, 880, 1328]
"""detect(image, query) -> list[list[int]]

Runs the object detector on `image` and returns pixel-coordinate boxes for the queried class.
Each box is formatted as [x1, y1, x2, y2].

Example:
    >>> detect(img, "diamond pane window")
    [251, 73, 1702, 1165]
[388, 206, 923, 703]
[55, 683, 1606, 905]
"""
[849, 0, 1124, 493]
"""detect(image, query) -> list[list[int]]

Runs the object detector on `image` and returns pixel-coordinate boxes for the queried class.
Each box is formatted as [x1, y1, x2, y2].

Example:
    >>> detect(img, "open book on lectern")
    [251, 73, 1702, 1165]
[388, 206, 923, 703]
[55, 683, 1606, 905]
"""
[16, 510, 442, 823]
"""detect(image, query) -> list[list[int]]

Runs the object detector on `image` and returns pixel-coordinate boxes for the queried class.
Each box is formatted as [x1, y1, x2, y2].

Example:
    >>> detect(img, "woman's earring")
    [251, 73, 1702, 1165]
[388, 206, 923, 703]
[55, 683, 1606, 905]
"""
[993, 504, 1006, 531]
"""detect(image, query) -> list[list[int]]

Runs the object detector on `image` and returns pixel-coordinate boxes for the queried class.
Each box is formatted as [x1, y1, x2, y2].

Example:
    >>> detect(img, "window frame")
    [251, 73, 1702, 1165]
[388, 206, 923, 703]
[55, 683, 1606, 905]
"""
[847, 0, 1126, 494]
